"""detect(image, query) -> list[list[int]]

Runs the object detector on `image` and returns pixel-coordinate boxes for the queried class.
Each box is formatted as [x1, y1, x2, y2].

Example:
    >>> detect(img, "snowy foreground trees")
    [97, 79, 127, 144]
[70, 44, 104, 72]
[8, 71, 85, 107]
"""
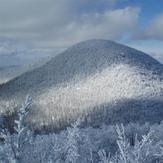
[0, 95, 32, 163]
[1, 98, 163, 162]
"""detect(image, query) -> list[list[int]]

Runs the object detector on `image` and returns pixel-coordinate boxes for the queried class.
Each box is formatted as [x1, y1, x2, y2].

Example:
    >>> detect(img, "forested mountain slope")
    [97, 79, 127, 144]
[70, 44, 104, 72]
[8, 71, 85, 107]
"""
[0, 39, 162, 130]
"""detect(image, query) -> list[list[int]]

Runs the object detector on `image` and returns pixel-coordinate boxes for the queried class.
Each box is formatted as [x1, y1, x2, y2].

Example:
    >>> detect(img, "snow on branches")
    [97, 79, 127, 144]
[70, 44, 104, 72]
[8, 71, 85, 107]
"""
[0, 95, 32, 163]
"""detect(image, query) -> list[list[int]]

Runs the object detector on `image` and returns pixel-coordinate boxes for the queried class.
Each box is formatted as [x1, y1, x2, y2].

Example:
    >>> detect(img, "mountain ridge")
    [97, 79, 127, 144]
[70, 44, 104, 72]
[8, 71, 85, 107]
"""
[0, 39, 162, 95]
[0, 39, 162, 130]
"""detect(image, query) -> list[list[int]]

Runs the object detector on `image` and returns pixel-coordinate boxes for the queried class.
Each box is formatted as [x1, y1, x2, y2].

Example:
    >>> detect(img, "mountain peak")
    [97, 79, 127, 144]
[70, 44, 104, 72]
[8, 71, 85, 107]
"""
[57, 39, 162, 75]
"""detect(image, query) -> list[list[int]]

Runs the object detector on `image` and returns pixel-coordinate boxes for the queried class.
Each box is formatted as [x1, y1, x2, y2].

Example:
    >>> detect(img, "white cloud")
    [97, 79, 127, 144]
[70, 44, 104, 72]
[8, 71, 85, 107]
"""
[0, 0, 140, 47]
[136, 14, 163, 40]
[55, 7, 140, 46]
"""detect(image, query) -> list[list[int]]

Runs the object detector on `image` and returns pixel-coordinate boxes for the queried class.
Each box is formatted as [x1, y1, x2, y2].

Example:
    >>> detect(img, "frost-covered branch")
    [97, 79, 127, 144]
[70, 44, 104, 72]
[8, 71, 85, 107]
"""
[0, 95, 32, 163]
[115, 124, 130, 163]
[65, 118, 82, 163]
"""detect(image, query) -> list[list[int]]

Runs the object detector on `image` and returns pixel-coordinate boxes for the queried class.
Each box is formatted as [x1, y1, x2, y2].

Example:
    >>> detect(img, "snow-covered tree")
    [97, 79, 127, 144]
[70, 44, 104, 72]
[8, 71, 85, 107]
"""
[0, 95, 32, 163]
[65, 118, 82, 163]
[98, 149, 113, 163]
[115, 124, 130, 163]
[113, 124, 163, 163]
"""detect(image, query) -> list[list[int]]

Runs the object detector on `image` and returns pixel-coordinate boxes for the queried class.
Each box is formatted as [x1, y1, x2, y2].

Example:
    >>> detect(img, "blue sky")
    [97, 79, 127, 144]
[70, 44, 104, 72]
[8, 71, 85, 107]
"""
[117, 0, 163, 24]
[116, 0, 163, 62]
[0, 0, 163, 62]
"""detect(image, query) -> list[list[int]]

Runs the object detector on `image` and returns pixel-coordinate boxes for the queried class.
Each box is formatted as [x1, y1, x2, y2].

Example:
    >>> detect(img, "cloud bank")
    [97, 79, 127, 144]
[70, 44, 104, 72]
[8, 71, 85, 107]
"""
[0, 0, 140, 47]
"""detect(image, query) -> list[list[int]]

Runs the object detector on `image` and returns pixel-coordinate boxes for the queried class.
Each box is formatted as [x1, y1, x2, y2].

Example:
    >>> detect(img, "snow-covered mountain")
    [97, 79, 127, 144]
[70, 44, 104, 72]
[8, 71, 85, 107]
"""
[0, 39, 163, 130]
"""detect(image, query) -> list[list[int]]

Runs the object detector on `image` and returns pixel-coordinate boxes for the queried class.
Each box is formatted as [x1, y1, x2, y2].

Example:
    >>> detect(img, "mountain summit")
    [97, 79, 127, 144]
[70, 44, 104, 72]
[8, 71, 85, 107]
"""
[0, 39, 163, 130]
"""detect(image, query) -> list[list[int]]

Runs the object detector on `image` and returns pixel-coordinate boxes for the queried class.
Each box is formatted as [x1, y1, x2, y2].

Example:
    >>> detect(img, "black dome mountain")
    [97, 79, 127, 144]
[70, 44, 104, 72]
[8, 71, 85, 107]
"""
[0, 39, 162, 130]
[0, 39, 162, 97]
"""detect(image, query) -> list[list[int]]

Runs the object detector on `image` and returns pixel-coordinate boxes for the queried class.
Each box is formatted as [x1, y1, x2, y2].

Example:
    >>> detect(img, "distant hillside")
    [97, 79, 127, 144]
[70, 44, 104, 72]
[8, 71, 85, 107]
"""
[0, 58, 51, 84]
[0, 39, 162, 131]
[0, 38, 64, 84]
